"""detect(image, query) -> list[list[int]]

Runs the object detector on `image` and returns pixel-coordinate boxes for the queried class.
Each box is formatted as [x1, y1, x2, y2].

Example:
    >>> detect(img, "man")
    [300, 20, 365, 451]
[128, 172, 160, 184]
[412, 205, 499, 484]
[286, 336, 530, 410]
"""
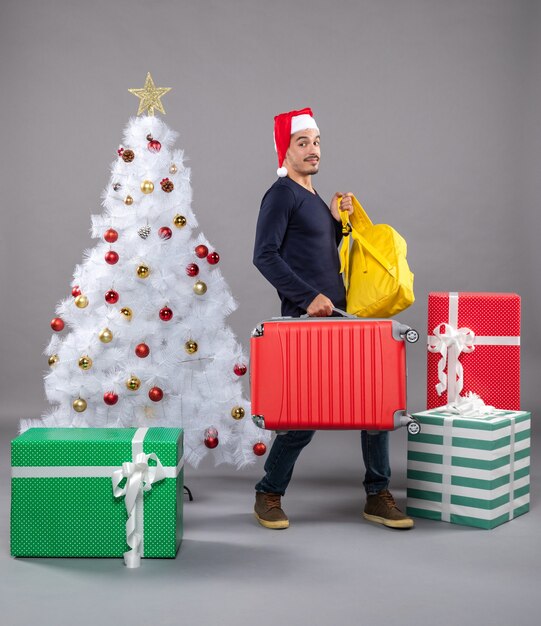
[252, 107, 413, 530]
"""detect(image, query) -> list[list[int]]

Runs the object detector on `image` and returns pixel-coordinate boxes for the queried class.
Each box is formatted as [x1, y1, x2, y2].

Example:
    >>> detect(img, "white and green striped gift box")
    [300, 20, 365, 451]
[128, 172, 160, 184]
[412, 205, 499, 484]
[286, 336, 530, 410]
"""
[407, 408, 530, 529]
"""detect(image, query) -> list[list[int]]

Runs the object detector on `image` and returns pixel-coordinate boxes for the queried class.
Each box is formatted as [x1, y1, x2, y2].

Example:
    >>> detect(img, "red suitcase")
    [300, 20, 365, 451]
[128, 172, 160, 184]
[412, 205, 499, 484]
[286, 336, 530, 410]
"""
[250, 313, 420, 434]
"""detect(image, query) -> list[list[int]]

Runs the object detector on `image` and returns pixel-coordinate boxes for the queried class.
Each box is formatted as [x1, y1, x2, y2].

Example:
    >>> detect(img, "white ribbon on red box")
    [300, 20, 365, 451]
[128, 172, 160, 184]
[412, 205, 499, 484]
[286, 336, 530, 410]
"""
[427, 292, 520, 402]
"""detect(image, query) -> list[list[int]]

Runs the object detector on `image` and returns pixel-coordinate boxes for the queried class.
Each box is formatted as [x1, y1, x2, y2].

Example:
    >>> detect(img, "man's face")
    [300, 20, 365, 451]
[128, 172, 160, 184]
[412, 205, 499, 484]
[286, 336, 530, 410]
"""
[283, 128, 320, 176]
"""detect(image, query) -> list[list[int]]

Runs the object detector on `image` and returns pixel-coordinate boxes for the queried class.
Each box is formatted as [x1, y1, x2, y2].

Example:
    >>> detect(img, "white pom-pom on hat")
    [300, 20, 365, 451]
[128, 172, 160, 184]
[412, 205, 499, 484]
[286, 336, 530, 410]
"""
[277, 166, 288, 177]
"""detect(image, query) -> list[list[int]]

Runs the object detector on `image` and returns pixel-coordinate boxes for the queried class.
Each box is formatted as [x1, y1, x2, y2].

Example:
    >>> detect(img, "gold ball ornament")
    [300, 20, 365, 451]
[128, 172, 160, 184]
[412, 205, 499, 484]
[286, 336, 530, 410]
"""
[136, 264, 151, 279]
[185, 340, 198, 354]
[120, 307, 133, 320]
[48, 354, 59, 366]
[73, 398, 87, 413]
[78, 355, 93, 370]
[124, 195, 134, 205]
[126, 376, 141, 391]
[193, 280, 207, 296]
[173, 214, 187, 228]
[169, 163, 178, 174]
[140, 180, 154, 194]
[74, 295, 89, 309]
[231, 406, 245, 420]
[99, 328, 113, 343]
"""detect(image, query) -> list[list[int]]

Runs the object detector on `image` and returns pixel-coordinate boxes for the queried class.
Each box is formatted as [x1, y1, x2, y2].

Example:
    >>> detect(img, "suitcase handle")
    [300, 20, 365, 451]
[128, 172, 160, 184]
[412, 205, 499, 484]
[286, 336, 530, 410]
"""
[300, 307, 357, 320]
[332, 307, 357, 318]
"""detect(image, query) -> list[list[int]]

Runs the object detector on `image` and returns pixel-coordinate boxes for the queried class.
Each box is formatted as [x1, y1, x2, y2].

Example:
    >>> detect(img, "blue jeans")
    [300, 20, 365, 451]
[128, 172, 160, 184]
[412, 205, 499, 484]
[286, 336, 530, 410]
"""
[255, 430, 390, 496]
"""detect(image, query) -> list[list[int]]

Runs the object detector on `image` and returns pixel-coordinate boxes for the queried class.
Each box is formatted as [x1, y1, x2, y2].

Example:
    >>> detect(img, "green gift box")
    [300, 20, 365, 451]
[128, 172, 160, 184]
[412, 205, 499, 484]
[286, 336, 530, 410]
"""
[407, 408, 530, 529]
[11, 427, 183, 565]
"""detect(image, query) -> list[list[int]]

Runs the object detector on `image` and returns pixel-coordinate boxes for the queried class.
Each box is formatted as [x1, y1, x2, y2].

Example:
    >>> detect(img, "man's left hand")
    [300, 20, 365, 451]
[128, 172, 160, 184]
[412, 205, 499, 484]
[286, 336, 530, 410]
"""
[330, 192, 354, 222]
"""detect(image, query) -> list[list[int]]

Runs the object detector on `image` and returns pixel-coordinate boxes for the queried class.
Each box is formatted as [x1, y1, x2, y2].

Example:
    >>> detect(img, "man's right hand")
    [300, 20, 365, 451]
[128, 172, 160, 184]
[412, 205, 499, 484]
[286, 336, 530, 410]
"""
[330, 192, 354, 222]
[306, 294, 334, 317]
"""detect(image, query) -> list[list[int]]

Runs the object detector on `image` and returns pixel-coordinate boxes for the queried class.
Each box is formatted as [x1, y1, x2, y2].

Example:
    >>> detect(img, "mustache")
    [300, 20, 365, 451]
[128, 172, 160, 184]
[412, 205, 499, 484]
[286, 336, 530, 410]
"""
[304, 155, 319, 161]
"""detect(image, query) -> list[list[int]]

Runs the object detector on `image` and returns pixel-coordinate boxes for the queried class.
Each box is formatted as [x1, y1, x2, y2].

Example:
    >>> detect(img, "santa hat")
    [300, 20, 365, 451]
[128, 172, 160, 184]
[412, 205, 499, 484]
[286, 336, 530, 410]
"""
[274, 108, 319, 177]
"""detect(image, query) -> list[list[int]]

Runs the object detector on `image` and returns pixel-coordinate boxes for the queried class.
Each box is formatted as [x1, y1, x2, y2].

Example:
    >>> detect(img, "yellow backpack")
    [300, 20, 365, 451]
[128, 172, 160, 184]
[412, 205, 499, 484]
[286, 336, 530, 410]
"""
[338, 195, 414, 318]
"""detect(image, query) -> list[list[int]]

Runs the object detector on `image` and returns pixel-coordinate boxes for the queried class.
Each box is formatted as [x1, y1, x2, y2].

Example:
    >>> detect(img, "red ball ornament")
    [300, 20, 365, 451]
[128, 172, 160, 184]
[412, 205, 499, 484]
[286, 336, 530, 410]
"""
[234, 363, 247, 376]
[135, 343, 150, 358]
[148, 139, 162, 153]
[159, 306, 173, 321]
[72, 285, 81, 297]
[207, 251, 220, 265]
[186, 263, 199, 277]
[105, 250, 119, 265]
[253, 442, 267, 456]
[104, 228, 118, 243]
[104, 289, 119, 304]
[204, 437, 219, 449]
[103, 391, 119, 406]
[148, 386, 164, 402]
[158, 227, 172, 240]
[195, 244, 209, 259]
[51, 317, 64, 332]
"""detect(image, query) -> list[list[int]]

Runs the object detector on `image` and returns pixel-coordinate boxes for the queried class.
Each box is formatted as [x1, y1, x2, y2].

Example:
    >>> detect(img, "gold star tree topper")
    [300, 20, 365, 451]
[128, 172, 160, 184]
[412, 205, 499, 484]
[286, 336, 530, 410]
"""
[128, 72, 171, 116]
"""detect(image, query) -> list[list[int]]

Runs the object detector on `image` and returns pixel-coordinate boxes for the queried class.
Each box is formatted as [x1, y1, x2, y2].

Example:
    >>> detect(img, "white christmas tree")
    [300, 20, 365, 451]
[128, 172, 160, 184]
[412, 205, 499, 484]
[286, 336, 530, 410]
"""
[24, 73, 270, 468]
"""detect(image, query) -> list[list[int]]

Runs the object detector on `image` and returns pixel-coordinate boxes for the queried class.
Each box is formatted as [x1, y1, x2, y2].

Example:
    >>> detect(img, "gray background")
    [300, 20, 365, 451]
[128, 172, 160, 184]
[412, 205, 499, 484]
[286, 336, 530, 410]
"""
[0, 1, 539, 625]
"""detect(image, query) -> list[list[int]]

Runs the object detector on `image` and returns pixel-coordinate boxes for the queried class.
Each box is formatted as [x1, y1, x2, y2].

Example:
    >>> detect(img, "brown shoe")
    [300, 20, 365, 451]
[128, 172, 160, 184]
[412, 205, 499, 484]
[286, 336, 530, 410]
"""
[363, 489, 414, 529]
[254, 492, 290, 529]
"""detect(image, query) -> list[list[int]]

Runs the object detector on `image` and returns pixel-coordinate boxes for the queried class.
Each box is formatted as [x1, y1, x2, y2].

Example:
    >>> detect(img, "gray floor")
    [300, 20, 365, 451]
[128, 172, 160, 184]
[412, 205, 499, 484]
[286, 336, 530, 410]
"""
[0, 418, 539, 626]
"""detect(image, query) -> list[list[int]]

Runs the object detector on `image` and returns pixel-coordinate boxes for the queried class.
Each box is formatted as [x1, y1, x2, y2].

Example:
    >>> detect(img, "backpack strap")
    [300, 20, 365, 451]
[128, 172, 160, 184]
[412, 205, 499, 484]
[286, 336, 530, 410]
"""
[350, 195, 373, 232]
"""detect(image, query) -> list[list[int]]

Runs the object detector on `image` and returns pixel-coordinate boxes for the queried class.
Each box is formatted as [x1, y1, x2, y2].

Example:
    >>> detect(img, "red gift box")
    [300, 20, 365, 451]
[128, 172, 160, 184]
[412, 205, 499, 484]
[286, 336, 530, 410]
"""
[427, 292, 521, 410]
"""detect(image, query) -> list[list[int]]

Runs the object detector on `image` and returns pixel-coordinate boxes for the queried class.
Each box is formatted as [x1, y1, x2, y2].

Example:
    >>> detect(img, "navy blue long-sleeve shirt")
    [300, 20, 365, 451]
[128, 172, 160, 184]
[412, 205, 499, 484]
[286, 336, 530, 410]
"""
[253, 177, 346, 317]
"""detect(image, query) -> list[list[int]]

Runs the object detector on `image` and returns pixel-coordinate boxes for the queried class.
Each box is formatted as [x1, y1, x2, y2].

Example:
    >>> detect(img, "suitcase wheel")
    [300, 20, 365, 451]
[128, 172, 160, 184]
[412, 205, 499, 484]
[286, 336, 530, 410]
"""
[407, 420, 421, 436]
[405, 329, 419, 344]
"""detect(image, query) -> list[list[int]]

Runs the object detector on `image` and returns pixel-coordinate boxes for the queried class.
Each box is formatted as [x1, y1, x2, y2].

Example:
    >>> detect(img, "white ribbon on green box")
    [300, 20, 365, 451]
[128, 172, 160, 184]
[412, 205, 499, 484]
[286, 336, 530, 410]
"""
[11, 427, 183, 567]
[441, 417, 453, 522]
[507, 418, 516, 521]
[111, 427, 184, 568]
[427, 292, 521, 402]
[438, 414, 516, 523]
